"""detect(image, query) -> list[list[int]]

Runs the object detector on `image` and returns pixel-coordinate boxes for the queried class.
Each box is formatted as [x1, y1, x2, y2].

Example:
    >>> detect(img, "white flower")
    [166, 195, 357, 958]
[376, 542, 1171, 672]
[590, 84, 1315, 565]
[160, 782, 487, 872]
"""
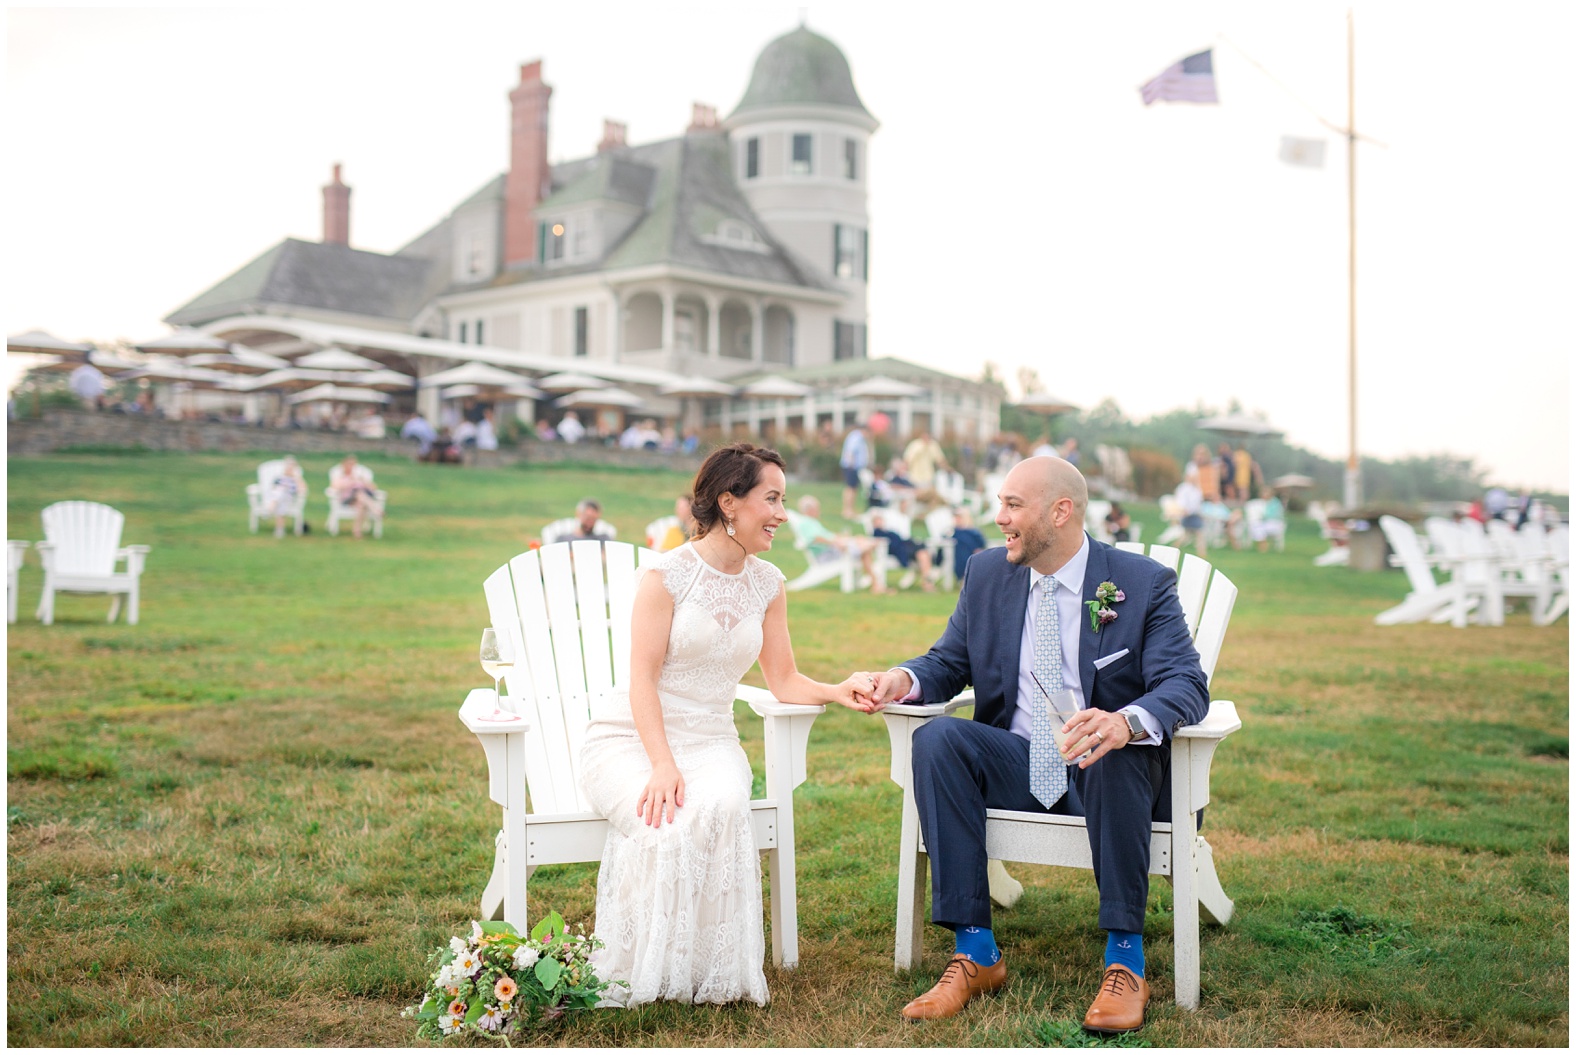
[471, 920, 486, 943]
[513, 946, 540, 971]
[449, 935, 468, 956]
[477, 1006, 505, 1032]
[454, 948, 484, 975]
[438, 1013, 462, 1035]
[434, 962, 466, 989]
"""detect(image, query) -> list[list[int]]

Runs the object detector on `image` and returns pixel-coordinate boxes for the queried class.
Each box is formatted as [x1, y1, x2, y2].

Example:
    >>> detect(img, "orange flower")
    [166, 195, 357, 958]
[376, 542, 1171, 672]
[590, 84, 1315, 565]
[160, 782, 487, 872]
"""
[447, 999, 467, 1017]
[494, 976, 518, 1001]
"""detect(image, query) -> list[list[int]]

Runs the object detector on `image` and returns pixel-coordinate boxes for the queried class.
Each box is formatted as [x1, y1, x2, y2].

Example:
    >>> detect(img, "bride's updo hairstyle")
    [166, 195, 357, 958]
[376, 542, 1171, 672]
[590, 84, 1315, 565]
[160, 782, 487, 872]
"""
[689, 443, 786, 539]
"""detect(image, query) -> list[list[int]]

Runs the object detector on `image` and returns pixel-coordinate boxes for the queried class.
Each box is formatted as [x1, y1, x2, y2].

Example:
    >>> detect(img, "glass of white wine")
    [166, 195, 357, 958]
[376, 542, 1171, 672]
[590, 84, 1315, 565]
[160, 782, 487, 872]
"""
[477, 627, 522, 723]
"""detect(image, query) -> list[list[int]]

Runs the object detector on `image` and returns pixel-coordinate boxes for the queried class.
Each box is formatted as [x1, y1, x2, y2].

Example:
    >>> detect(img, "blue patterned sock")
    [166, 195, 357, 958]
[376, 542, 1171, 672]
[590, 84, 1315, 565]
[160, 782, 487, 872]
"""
[1105, 930, 1144, 977]
[950, 924, 1001, 966]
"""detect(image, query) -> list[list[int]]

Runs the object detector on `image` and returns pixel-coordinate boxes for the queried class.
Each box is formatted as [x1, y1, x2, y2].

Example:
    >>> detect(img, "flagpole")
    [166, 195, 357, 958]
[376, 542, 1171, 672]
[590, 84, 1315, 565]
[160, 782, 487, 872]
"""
[1343, 8, 1362, 509]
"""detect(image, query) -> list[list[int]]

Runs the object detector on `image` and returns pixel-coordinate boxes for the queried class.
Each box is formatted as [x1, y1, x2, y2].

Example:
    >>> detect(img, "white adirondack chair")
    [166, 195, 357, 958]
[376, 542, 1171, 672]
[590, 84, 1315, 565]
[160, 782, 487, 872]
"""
[458, 540, 823, 968]
[8, 540, 28, 624]
[1374, 516, 1463, 625]
[1243, 499, 1286, 551]
[782, 509, 885, 593]
[1308, 501, 1351, 567]
[881, 542, 1240, 1010]
[1423, 518, 1505, 626]
[922, 507, 960, 590]
[1086, 500, 1114, 543]
[1487, 520, 1565, 625]
[324, 463, 386, 538]
[644, 515, 682, 551]
[36, 501, 151, 625]
[246, 459, 306, 535]
[540, 517, 615, 546]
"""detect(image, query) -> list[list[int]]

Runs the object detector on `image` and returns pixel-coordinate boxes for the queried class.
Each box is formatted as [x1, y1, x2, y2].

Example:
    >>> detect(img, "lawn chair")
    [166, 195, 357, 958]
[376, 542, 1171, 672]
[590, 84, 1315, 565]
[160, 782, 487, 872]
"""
[1424, 518, 1504, 626]
[457, 540, 823, 968]
[1243, 499, 1286, 551]
[8, 540, 28, 624]
[1374, 516, 1469, 625]
[1086, 500, 1114, 543]
[246, 459, 306, 536]
[644, 515, 682, 551]
[324, 463, 386, 538]
[880, 541, 1240, 1010]
[35, 501, 151, 625]
[782, 509, 884, 593]
[540, 517, 615, 546]
[922, 507, 960, 590]
[1308, 501, 1350, 566]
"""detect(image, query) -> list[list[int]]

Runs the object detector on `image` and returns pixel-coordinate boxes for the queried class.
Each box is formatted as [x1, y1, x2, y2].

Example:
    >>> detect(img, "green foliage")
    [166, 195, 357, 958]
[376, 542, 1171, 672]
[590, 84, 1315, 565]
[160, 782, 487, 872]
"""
[1033, 1018, 1152, 1047]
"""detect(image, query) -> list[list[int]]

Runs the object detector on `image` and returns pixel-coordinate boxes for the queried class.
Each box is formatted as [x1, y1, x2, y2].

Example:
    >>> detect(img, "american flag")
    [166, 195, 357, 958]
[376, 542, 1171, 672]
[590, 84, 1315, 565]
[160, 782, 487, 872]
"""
[1140, 49, 1219, 105]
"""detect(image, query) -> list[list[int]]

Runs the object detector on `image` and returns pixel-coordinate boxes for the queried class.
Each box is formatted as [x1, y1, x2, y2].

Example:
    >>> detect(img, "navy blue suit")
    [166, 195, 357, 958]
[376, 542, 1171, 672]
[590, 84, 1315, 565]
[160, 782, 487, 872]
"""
[903, 535, 1209, 933]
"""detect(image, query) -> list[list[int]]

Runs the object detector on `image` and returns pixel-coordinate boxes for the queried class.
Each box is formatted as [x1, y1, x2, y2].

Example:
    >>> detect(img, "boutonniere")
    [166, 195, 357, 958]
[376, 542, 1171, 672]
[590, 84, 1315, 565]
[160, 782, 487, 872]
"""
[1085, 581, 1125, 632]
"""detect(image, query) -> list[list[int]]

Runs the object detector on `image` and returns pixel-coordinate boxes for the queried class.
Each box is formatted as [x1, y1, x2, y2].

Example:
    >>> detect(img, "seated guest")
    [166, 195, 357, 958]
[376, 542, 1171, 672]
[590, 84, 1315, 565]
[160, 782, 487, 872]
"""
[400, 410, 437, 459]
[475, 409, 499, 451]
[557, 411, 586, 444]
[657, 496, 697, 551]
[869, 509, 937, 592]
[1251, 489, 1287, 551]
[569, 498, 617, 541]
[1104, 501, 1131, 542]
[791, 495, 888, 594]
[266, 456, 306, 538]
[948, 506, 987, 583]
[453, 418, 478, 449]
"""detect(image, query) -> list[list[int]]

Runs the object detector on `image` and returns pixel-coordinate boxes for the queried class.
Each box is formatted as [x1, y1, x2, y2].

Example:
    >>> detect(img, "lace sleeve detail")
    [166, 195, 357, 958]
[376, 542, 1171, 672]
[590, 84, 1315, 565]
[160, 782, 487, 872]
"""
[657, 545, 702, 605]
[746, 557, 786, 607]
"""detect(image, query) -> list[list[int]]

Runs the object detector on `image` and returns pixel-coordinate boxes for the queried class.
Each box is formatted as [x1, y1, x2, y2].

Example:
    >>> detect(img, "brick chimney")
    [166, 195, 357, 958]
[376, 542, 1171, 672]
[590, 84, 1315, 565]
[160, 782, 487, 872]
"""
[322, 163, 350, 246]
[597, 119, 627, 153]
[504, 60, 553, 267]
[687, 102, 719, 133]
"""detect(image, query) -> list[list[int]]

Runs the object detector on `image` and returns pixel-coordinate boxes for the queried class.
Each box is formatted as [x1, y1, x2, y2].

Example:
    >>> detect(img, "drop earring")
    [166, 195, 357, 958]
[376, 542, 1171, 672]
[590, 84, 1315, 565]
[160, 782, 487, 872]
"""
[725, 519, 736, 537]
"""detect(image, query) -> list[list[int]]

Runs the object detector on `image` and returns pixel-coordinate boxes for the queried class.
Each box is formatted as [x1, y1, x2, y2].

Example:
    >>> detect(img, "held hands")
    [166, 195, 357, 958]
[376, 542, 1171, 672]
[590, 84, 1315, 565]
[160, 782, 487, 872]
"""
[636, 761, 685, 827]
[854, 669, 913, 713]
[1058, 708, 1131, 768]
[833, 672, 883, 713]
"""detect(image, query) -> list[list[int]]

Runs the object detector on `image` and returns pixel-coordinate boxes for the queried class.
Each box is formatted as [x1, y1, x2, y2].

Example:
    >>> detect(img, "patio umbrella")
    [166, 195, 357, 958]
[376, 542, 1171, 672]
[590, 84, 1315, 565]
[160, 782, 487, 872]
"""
[657, 377, 738, 397]
[740, 375, 813, 398]
[286, 384, 390, 405]
[117, 358, 236, 388]
[182, 348, 292, 374]
[1195, 413, 1283, 438]
[296, 347, 384, 371]
[7, 330, 94, 358]
[421, 361, 539, 391]
[842, 375, 925, 398]
[355, 369, 418, 392]
[134, 328, 232, 356]
[1015, 391, 1080, 415]
[555, 387, 644, 409]
[441, 383, 541, 400]
[228, 368, 383, 393]
[84, 349, 144, 372]
[536, 371, 611, 392]
[1270, 473, 1316, 490]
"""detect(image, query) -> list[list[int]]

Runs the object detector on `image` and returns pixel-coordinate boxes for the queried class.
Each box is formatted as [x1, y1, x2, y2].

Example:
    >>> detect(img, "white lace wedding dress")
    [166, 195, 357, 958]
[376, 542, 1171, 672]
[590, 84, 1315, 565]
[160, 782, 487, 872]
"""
[578, 543, 785, 1008]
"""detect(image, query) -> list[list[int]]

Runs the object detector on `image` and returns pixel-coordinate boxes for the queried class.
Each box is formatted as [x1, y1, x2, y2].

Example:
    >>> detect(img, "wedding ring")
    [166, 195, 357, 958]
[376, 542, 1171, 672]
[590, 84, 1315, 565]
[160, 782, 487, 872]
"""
[1093, 731, 1105, 744]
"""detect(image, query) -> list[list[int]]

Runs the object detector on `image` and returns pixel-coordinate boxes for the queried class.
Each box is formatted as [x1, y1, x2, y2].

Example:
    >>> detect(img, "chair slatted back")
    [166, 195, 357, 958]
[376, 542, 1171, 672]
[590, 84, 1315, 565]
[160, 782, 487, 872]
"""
[1109, 540, 1235, 686]
[1379, 516, 1438, 594]
[484, 541, 657, 815]
[862, 509, 913, 537]
[41, 501, 123, 577]
[257, 460, 286, 491]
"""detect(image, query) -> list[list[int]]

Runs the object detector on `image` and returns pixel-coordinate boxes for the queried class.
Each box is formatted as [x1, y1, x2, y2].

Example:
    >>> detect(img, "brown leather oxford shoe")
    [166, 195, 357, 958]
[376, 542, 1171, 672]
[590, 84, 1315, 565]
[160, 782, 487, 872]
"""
[1082, 964, 1150, 1034]
[900, 953, 1007, 1022]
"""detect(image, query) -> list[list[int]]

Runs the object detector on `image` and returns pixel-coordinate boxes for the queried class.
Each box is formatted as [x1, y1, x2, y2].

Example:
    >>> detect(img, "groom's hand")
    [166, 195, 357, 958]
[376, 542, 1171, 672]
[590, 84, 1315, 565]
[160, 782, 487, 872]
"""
[865, 669, 913, 712]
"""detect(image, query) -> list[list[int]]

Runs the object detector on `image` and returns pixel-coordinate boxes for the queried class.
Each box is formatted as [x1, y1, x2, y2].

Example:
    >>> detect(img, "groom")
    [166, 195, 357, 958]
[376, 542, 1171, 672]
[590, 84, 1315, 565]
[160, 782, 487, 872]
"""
[862, 456, 1209, 1033]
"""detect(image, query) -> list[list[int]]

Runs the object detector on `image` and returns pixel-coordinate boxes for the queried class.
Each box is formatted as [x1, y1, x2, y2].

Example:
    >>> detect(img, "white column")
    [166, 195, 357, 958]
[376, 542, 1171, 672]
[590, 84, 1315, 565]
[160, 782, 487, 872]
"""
[898, 397, 913, 439]
[750, 299, 764, 363]
[802, 392, 816, 438]
[609, 291, 624, 363]
[660, 290, 676, 352]
[416, 357, 442, 422]
[706, 295, 721, 358]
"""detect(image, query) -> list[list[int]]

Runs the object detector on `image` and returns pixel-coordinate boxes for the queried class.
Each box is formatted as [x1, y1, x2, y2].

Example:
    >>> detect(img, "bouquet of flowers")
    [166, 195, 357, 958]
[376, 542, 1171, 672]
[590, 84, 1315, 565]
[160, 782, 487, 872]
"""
[403, 911, 615, 1041]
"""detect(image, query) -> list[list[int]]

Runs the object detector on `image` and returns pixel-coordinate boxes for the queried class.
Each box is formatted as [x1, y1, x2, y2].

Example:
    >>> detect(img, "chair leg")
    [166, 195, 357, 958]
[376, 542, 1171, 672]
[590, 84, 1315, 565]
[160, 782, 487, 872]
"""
[107, 595, 122, 623]
[1194, 836, 1234, 925]
[126, 584, 139, 626]
[894, 788, 927, 972]
[987, 859, 1023, 908]
[480, 829, 508, 922]
[1170, 817, 1201, 1010]
[37, 583, 53, 625]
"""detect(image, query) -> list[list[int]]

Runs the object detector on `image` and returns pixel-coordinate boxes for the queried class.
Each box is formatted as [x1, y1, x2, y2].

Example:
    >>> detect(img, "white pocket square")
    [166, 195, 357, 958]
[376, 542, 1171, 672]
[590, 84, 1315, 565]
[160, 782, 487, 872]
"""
[1093, 648, 1130, 671]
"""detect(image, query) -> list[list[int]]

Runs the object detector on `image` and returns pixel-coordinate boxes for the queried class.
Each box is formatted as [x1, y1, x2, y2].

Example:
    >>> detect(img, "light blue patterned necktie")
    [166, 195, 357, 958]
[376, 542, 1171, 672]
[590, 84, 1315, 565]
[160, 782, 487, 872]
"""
[1029, 575, 1068, 808]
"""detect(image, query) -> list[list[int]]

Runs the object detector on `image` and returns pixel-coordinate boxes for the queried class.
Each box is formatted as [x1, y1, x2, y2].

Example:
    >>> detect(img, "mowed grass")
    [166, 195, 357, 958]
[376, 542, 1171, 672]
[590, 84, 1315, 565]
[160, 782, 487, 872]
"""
[6, 451, 1568, 1047]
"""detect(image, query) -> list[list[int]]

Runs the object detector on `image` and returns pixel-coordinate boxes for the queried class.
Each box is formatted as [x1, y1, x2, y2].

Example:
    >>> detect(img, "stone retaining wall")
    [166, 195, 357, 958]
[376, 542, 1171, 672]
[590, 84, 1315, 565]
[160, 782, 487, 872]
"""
[5, 409, 704, 473]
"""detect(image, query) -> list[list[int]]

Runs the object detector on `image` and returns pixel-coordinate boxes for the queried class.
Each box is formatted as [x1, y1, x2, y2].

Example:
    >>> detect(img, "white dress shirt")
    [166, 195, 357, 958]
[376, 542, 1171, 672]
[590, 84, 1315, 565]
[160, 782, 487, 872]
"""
[899, 533, 1160, 745]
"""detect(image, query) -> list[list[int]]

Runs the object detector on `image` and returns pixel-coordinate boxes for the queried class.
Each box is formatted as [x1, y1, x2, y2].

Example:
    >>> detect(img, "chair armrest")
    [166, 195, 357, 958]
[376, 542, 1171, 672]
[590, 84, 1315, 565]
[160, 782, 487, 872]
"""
[35, 541, 55, 571]
[1175, 699, 1241, 740]
[735, 683, 827, 719]
[458, 687, 533, 736]
[117, 545, 151, 575]
[883, 689, 976, 719]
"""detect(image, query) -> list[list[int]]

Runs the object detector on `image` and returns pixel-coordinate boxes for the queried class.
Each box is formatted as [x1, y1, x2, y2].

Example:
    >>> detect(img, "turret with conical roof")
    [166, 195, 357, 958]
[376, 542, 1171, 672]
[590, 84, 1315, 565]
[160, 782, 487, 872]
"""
[724, 25, 876, 361]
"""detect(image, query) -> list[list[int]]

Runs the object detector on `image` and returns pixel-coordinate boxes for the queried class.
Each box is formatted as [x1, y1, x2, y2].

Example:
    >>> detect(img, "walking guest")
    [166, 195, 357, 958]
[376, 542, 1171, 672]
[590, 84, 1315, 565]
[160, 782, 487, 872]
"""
[840, 421, 871, 519]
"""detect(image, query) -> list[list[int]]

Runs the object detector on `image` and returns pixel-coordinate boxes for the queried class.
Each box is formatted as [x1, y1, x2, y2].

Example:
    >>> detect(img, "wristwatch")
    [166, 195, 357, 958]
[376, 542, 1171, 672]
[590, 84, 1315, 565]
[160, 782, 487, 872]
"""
[1123, 710, 1148, 744]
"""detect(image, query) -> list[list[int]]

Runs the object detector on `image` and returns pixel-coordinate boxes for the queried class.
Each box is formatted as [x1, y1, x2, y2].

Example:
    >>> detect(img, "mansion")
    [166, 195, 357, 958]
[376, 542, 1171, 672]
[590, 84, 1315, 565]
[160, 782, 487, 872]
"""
[167, 26, 1002, 442]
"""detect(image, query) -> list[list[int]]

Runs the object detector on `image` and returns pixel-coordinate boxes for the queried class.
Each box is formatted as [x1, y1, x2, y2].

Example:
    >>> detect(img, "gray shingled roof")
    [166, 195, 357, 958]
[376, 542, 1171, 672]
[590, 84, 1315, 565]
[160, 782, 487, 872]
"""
[729, 26, 872, 119]
[731, 356, 1003, 390]
[166, 238, 434, 327]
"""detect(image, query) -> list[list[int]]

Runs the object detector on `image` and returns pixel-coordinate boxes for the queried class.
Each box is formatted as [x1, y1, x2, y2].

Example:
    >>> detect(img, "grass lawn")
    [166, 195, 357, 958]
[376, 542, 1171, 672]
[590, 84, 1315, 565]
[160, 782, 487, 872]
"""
[6, 451, 1569, 1047]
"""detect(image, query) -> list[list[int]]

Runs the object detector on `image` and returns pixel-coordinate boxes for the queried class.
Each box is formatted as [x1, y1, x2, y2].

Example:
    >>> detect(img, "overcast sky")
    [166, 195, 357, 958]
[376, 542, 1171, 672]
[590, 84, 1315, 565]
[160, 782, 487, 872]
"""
[6, 1, 1571, 491]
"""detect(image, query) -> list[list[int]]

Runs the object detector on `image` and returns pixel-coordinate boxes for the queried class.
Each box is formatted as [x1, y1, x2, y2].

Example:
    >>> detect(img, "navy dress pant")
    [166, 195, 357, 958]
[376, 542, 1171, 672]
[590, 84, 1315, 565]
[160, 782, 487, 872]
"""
[910, 715, 1171, 935]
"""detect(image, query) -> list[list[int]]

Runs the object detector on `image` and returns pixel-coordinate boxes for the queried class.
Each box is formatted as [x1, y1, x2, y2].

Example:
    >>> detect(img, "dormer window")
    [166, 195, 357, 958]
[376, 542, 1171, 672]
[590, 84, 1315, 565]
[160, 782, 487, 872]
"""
[791, 133, 812, 175]
[702, 220, 770, 254]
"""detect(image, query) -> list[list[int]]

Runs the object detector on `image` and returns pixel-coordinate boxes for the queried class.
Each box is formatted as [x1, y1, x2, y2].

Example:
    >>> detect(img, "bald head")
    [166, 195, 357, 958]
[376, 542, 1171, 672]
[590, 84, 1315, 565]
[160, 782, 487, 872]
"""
[1004, 456, 1088, 521]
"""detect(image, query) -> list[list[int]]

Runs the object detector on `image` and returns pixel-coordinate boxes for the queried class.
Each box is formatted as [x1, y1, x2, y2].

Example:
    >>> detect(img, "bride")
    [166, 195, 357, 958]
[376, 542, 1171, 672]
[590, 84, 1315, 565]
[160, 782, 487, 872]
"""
[578, 443, 875, 1007]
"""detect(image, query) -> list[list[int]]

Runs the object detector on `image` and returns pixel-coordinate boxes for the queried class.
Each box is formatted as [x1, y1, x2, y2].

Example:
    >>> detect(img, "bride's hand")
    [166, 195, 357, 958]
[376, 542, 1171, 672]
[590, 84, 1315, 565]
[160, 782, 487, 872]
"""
[637, 762, 685, 827]
[832, 671, 880, 713]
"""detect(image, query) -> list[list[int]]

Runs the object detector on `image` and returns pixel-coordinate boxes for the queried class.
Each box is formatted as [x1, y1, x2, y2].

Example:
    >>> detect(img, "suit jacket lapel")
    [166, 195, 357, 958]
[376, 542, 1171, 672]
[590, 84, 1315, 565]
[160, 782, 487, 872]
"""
[1000, 559, 1030, 715]
[1079, 540, 1108, 697]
